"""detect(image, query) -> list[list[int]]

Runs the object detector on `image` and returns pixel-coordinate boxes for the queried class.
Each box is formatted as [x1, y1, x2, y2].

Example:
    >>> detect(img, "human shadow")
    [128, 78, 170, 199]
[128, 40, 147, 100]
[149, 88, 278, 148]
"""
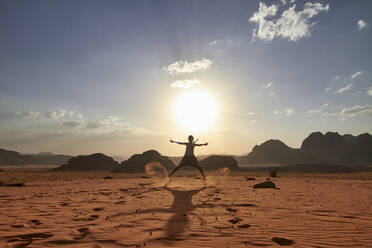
[108, 185, 227, 241]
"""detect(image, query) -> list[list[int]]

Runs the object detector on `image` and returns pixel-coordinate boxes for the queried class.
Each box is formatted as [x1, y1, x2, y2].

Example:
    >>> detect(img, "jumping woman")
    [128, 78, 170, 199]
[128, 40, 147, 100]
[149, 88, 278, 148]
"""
[169, 135, 208, 179]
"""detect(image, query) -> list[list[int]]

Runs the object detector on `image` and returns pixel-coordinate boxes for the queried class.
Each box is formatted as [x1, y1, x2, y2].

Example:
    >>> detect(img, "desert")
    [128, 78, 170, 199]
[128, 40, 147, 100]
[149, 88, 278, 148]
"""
[0, 167, 371, 248]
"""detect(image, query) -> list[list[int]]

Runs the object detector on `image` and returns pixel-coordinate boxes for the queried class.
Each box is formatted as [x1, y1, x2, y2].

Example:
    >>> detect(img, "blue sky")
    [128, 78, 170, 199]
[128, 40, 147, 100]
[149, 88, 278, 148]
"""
[0, 0, 371, 156]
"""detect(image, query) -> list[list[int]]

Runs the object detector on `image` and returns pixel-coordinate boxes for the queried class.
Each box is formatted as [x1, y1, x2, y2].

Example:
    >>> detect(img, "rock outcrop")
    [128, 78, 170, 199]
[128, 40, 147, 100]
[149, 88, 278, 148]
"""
[301, 132, 372, 164]
[112, 150, 175, 173]
[54, 153, 118, 171]
[245, 140, 315, 165]
[244, 132, 372, 165]
[200, 155, 241, 171]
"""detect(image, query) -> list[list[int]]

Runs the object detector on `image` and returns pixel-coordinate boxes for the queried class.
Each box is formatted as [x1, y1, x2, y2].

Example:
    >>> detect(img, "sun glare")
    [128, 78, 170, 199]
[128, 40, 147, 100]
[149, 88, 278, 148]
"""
[173, 90, 218, 133]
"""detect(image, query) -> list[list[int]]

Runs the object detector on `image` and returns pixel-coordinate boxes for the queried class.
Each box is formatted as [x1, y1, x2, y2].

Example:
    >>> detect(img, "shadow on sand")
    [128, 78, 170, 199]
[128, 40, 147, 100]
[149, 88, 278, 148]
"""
[108, 185, 224, 242]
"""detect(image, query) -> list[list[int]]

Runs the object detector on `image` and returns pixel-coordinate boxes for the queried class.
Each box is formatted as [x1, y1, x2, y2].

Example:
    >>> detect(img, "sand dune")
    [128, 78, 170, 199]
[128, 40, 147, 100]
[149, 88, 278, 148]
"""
[0, 170, 371, 247]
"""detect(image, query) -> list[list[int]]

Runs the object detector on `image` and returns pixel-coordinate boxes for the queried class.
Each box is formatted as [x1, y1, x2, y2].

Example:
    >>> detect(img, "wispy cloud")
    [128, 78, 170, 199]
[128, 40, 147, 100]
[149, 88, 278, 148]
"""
[262, 82, 273, 88]
[163, 59, 212, 75]
[274, 108, 294, 117]
[269, 91, 276, 96]
[44, 109, 67, 120]
[307, 102, 330, 114]
[62, 120, 86, 128]
[350, 71, 363, 80]
[249, 2, 329, 42]
[210, 40, 218, 46]
[16, 111, 40, 119]
[337, 83, 353, 93]
[170, 79, 200, 89]
[281, 0, 295, 4]
[249, 119, 258, 124]
[339, 105, 372, 120]
[357, 20, 368, 31]
[325, 87, 334, 92]
[367, 87, 372, 96]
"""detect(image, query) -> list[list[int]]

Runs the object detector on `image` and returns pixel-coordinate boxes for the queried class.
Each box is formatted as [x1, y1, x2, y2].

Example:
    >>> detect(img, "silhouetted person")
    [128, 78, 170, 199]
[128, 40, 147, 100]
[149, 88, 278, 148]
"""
[169, 135, 207, 179]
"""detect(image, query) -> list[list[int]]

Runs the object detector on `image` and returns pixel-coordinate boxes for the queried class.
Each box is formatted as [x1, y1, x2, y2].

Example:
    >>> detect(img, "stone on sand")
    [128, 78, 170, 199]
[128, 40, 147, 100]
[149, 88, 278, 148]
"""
[253, 180, 276, 189]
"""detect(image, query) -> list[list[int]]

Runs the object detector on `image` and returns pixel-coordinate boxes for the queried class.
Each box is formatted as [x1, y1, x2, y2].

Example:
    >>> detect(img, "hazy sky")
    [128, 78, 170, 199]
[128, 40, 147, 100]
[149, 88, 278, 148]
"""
[0, 0, 371, 156]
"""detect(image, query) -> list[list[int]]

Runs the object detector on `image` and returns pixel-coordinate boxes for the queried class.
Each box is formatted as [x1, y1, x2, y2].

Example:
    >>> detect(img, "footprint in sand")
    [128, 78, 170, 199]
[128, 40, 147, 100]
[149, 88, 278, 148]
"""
[6, 233, 54, 247]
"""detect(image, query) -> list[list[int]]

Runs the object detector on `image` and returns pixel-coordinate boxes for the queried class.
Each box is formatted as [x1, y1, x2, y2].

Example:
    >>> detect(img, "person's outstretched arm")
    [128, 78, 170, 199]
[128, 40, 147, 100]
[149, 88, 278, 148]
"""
[195, 142, 208, 146]
[170, 139, 188, 145]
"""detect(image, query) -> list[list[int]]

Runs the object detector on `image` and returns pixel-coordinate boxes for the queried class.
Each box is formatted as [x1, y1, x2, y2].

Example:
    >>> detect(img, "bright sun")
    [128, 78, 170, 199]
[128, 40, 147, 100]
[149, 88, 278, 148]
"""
[173, 90, 218, 133]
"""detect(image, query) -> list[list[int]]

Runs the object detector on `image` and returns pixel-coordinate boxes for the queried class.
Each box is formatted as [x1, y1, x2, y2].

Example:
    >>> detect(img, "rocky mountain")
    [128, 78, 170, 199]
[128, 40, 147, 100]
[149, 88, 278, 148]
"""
[54, 153, 119, 171]
[245, 132, 372, 165]
[31, 153, 73, 165]
[112, 150, 175, 173]
[245, 140, 316, 165]
[0, 149, 37, 165]
[200, 155, 241, 171]
[301, 132, 372, 164]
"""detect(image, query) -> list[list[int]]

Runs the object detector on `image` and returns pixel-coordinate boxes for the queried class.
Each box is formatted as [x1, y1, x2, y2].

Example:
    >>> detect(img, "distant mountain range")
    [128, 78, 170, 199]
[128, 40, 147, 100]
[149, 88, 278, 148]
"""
[1, 132, 371, 168]
[0, 149, 72, 165]
[244, 132, 372, 165]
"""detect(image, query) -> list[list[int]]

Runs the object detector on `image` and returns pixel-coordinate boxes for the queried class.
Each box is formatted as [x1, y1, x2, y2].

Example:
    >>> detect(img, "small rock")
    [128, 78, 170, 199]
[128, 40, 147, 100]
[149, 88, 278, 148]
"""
[11, 224, 26, 228]
[272, 237, 294, 246]
[6, 182, 25, 187]
[103, 176, 113, 179]
[245, 177, 255, 181]
[237, 224, 250, 228]
[94, 207, 104, 211]
[253, 180, 276, 189]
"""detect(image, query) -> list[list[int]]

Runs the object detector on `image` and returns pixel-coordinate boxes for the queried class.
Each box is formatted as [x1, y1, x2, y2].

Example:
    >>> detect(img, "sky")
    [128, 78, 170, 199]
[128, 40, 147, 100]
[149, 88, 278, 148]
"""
[0, 0, 371, 157]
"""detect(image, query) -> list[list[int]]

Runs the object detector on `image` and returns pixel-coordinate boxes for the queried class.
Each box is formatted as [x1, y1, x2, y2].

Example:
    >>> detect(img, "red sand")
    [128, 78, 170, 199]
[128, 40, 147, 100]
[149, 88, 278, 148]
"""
[0, 171, 371, 247]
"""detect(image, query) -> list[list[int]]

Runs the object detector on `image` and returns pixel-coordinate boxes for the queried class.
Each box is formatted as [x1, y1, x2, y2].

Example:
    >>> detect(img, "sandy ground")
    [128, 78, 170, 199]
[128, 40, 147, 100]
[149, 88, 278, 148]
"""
[0, 169, 371, 247]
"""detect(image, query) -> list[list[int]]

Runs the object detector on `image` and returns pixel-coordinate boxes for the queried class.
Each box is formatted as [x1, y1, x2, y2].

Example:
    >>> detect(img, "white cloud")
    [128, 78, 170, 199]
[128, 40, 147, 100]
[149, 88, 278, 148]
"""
[250, 119, 257, 124]
[269, 91, 276, 96]
[325, 87, 334, 92]
[44, 109, 67, 120]
[274, 108, 294, 117]
[281, 0, 295, 4]
[337, 84, 353, 93]
[100, 116, 129, 128]
[62, 120, 86, 128]
[170, 79, 200, 89]
[350, 71, 363, 80]
[85, 121, 102, 129]
[307, 102, 330, 114]
[249, 2, 329, 42]
[357, 20, 368, 31]
[262, 82, 273, 88]
[367, 88, 372, 96]
[68, 110, 83, 119]
[248, 112, 256, 116]
[210, 40, 218, 46]
[16, 111, 40, 119]
[163, 59, 213, 75]
[339, 105, 372, 120]
[284, 108, 294, 116]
